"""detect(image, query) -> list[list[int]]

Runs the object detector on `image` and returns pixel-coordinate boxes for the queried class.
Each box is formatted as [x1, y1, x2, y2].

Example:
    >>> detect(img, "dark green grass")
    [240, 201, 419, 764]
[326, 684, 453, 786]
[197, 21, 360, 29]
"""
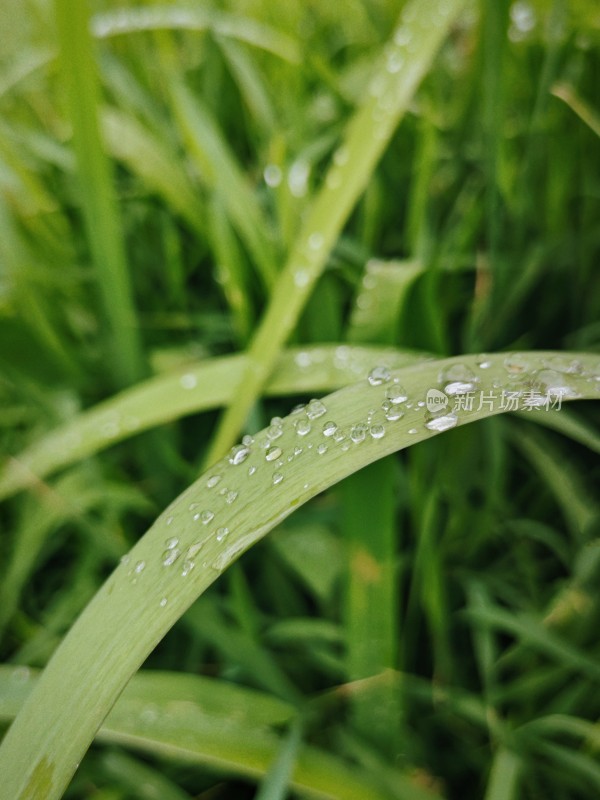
[0, 0, 599, 798]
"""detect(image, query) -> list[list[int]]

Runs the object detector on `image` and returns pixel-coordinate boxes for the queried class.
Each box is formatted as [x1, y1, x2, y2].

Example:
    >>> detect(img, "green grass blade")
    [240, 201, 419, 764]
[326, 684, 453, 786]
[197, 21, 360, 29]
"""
[0, 346, 424, 501]
[483, 747, 522, 800]
[254, 719, 302, 800]
[54, 0, 144, 387]
[0, 351, 597, 799]
[203, 0, 468, 466]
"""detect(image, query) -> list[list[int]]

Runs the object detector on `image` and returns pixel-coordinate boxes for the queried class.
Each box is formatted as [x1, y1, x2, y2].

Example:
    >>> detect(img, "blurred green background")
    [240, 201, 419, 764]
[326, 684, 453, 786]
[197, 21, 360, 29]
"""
[0, 1, 599, 798]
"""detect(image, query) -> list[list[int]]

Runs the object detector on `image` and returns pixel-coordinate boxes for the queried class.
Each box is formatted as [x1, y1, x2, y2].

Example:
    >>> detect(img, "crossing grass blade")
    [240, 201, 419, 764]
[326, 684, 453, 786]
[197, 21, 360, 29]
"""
[0, 351, 597, 800]
[202, 0, 468, 467]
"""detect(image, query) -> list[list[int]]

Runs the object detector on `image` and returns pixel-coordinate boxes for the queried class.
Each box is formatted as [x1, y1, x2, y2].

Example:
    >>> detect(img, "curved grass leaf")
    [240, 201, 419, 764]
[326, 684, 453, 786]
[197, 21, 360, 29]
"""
[0, 351, 597, 799]
[0, 346, 424, 501]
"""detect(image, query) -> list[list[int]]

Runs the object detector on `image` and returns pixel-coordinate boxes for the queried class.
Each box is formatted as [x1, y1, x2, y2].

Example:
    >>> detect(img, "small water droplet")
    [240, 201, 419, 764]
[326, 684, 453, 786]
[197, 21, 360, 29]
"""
[134, 560, 145, 574]
[272, 472, 284, 485]
[477, 357, 492, 369]
[265, 446, 282, 462]
[120, 554, 131, 565]
[165, 515, 173, 526]
[294, 269, 310, 287]
[308, 232, 324, 250]
[384, 405, 404, 421]
[408, 427, 418, 434]
[368, 366, 391, 386]
[248, 465, 257, 476]
[224, 491, 238, 505]
[187, 540, 205, 558]
[536, 369, 580, 399]
[504, 353, 533, 375]
[159, 597, 168, 608]
[267, 423, 283, 440]
[306, 399, 327, 419]
[294, 419, 311, 436]
[216, 527, 230, 542]
[322, 421, 337, 437]
[386, 49, 404, 73]
[317, 443, 328, 455]
[162, 548, 181, 567]
[264, 163, 282, 187]
[425, 413, 458, 432]
[180, 373, 198, 390]
[370, 424, 385, 439]
[350, 424, 368, 443]
[394, 26, 411, 46]
[385, 384, 408, 404]
[200, 510, 214, 524]
[165, 537, 179, 550]
[181, 559, 195, 577]
[229, 445, 250, 466]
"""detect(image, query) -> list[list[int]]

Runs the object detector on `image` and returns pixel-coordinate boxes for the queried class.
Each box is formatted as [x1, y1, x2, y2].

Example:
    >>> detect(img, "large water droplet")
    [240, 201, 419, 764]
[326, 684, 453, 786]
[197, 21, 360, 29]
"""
[229, 445, 250, 466]
[294, 419, 311, 436]
[370, 424, 385, 439]
[385, 384, 408, 404]
[265, 446, 282, 462]
[440, 364, 478, 395]
[425, 413, 458, 432]
[306, 399, 327, 419]
[368, 366, 391, 386]
[350, 424, 368, 443]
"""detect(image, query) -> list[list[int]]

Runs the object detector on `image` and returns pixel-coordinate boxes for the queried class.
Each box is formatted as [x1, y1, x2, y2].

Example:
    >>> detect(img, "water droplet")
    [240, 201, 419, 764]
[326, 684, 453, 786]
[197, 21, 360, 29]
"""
[425, 413, 458, 432]
[294, 269, 310, 288]
[306, 399, 327, 419]
[180, 373, 198, 390]
[120, 554, 131, 565]
[333, 146, 349, 166]
[536, 369, 580, 399]
[370, 424, 385, 439]
[181, 559, 195, 577]
[544, 356, 582, 375]
[288, 159, 309, 197]
[134, 560, 145, 574]
[294, 419, 311, 436]
[477, 357, 492, 369]
[317, 443, 328, 455]
[264, 163, 282, 187]
[308, 232, 324, 250]
[408, 428, 418, 434]
[224, 490, 238, 505]
[394, 26, 411, 46]
[165, 537, 179, 550]
[248, 465, 257, 476]
[504, 354, 533, 375]
[322, 421, 338, 437]
[350, 424, 368, 443]
[385, 384, 408, 404]
[295, 351, 312, 368]
[229, 445, 250, 465]
[386, 50, 404, 73]
[216, 527, 230, 542]
[187, 540, 205, 558]
[368, 366, 391, 386]
[162, 548, 181, 566]
[165, 515, 173, 526]
[272, 472, 284, 484]
[293, 446, 303, 455]
[267, 423, 283, 441]
[265, 446, 282, 462]
[242, 434, 254, 447]
[159, 597, 168, 608]
[384, 405, 404, 422]
[200, 510, 214, 524]
[440, 364, 478, 395]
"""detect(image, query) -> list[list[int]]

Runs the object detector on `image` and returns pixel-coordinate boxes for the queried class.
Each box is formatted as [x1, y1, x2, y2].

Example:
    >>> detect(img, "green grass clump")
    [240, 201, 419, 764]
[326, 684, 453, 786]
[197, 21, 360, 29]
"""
[0, 1, 599, 799]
